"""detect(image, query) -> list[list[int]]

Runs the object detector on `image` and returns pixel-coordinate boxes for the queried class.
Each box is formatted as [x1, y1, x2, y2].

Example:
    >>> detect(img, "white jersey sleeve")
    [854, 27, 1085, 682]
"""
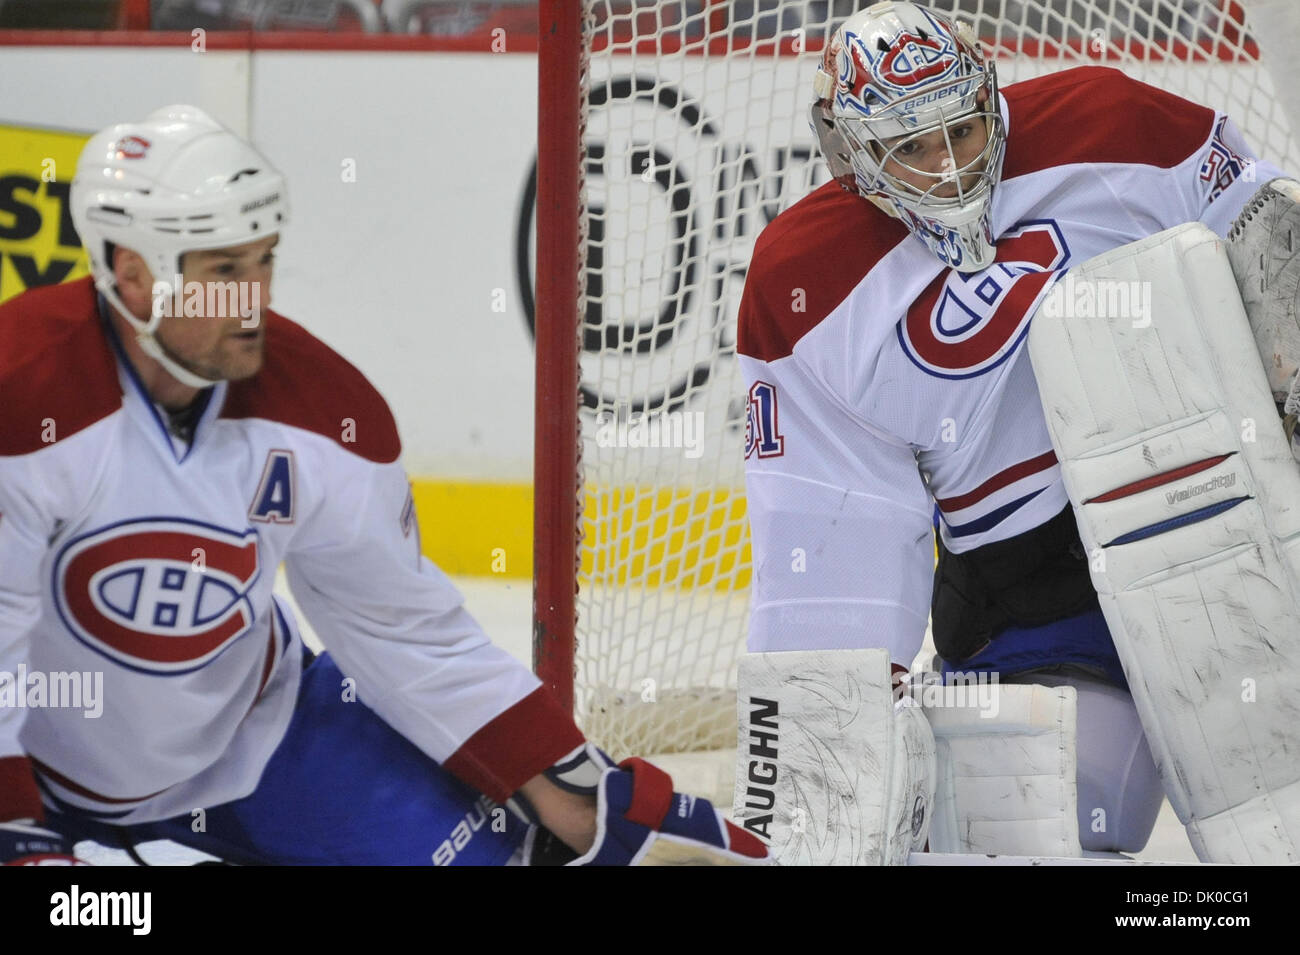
[0, 452, 48, 763]
[1189, 114, 1287, 236]
[283, 446, 544, 771]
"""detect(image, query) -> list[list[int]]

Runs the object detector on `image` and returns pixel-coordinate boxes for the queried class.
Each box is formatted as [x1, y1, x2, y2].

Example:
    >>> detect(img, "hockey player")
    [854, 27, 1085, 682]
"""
[0, 106, 767, 866]
[736, 0, 1296, 861]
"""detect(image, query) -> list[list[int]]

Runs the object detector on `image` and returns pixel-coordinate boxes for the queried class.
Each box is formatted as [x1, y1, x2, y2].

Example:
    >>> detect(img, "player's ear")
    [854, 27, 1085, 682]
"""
[113, 246, 142, 289]
[111, 247, 157, 318]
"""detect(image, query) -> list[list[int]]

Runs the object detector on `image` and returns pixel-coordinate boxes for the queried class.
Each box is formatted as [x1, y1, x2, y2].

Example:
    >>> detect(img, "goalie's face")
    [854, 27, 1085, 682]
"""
[842, 99, 1004, 271]
[814, 4, 1008, 271]
[877, 112, 991, 201]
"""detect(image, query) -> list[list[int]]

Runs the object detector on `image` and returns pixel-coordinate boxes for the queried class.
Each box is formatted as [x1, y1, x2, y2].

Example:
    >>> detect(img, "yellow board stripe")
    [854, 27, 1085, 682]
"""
[580, 485, 751, 590]
[410, 479, 753, 588]
[410, 480, 535, 578]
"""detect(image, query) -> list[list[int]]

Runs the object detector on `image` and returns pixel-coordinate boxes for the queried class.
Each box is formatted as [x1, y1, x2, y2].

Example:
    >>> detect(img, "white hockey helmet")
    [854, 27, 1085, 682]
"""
[810, 2, 1005, 272]
[71, 105, 288, 387]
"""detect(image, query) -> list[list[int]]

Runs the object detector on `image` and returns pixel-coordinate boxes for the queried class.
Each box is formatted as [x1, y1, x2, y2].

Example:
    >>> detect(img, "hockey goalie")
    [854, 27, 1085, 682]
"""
[734, 0, 1300, 864]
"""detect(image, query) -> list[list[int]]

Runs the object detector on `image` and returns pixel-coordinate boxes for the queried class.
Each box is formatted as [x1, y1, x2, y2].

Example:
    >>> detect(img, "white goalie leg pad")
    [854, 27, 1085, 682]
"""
[733, 649, 935, 865]
[921, 679, 1081, 857]
[1028, 222, 1300, 864]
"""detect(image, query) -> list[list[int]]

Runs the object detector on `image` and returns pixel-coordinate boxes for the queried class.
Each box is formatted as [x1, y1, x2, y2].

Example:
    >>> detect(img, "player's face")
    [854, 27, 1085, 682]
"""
[878, 115, 990, 200]
[152, 235, 278, 383]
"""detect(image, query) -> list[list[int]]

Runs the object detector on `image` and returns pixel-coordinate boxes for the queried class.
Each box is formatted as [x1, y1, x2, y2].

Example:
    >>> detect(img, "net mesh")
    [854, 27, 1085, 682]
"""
[569, 0, 1300, 761]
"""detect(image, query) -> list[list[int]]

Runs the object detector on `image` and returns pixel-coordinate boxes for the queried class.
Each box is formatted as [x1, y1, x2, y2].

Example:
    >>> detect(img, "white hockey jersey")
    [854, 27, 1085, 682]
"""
[738, 66, 1284, 666]
[0, 278, 582, 825]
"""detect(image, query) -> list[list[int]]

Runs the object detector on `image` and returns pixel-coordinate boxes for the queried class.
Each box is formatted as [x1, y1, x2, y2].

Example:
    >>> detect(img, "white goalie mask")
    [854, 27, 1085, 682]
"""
[70, 105, 289, 388]
[810, 2, 1005, 272]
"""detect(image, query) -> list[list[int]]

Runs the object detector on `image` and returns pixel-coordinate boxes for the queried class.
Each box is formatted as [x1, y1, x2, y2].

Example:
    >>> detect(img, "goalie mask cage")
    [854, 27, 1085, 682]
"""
[533, 0, 1300, 772]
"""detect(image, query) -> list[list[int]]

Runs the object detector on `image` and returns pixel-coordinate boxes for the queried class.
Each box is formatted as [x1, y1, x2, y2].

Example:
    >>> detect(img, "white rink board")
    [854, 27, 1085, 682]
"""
[4, 48, 1297, 482]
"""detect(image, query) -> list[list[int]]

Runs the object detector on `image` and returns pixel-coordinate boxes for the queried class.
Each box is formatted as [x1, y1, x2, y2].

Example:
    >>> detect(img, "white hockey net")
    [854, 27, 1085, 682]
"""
[564, 0, 1300, 770]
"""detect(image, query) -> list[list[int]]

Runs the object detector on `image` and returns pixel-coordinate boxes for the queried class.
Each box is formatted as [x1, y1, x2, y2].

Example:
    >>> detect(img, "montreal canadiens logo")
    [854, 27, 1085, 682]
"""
[840, 37, 881, 112]
[53, 519, 261, 674]
[838, 17, 960, 113]
[114, 135, 151, 160]
[898, 220, 1069, 379]
[879, 29, 959, 89]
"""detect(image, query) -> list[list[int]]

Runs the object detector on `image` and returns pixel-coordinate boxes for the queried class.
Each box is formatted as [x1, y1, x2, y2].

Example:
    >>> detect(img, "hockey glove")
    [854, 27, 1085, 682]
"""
[570, 756, 769, 866]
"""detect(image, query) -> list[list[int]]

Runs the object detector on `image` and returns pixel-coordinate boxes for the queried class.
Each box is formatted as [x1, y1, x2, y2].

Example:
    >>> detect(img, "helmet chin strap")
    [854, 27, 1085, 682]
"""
[136, 333, 222, 390]
[866, 193, 901, 219]
[97, 277, 223, 391]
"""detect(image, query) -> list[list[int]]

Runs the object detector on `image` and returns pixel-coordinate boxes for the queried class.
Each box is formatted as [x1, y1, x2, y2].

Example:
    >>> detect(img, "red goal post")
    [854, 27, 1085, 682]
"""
[533, 0, 1300, 771]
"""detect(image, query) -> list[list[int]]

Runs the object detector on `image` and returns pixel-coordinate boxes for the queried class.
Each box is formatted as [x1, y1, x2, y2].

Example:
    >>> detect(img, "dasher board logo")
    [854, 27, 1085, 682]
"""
[515, 72, 832, 429]
[0, 121, 92, 303]
[53, 518, 262, 674]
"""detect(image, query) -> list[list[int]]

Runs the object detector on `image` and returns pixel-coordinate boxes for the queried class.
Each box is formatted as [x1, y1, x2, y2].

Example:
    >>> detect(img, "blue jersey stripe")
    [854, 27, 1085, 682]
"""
[944, 487, 1046, 538]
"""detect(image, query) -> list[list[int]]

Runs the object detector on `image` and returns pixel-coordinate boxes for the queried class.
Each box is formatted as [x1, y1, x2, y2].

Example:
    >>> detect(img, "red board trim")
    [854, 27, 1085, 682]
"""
[0, 31, 1259, 60]
[0, 29, 527, 51]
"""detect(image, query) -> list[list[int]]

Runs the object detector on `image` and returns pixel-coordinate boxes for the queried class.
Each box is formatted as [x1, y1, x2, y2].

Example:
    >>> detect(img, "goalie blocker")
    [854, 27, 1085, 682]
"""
[1026, 187, 1300, 864]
